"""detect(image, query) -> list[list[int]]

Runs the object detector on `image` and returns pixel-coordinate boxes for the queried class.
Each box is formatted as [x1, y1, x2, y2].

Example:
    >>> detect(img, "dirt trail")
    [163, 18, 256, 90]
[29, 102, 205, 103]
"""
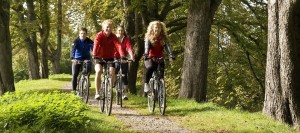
[62, 83, 192, 133]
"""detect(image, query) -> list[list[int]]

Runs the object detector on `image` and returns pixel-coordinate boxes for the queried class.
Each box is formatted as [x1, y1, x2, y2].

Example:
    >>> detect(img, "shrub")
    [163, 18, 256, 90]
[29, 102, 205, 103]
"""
[0, 91, 89, 132]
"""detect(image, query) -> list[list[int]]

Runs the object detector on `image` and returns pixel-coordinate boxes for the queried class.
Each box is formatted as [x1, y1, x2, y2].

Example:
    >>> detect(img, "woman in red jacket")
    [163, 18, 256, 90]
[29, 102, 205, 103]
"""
[114, 25, 135, 100]
[93, 19, 125, 100]
[143, 21, 175, 93]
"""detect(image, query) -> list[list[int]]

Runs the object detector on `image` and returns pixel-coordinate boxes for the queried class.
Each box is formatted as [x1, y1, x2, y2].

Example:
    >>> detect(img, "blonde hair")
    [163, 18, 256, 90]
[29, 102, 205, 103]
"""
[145, 21, 169, 44]
[102, 19, 114, 28]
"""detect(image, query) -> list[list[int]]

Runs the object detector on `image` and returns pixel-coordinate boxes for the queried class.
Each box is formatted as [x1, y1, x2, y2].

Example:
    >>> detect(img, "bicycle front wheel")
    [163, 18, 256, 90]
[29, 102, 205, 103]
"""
[147, 79, 155, 113]
[105, 78, 113, 116]
[77, 76, 83, 96]
[116, 78, 123, 107]
[82, 77, 89, 104]
[158, 79, 166, 115]
[99, 77, 105, 112]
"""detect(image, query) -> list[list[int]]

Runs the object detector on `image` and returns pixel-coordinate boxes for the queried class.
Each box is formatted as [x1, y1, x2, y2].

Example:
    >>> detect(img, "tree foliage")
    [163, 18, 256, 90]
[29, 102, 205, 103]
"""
[208, 0, 267, 111]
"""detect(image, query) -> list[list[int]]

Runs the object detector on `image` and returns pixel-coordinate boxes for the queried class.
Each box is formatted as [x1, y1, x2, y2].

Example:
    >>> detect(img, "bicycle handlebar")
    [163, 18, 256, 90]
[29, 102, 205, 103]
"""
[73, 59, 91, 64]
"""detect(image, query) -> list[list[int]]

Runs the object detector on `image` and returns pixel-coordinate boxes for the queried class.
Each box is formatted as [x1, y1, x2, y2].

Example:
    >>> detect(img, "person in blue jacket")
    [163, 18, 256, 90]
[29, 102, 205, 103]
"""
[70, 27, 94, 94]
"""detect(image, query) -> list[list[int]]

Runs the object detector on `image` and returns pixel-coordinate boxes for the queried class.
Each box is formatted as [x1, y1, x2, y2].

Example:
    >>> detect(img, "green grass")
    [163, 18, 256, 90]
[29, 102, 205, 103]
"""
[14, 74, 131, 132]
[125, 94, 298, 133]
[13, 74, 299, 132]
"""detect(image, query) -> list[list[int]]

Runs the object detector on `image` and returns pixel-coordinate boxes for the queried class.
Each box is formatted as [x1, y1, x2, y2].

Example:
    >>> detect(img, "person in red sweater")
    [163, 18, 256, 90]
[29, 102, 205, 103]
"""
[143, 21, 175, 93]
[93, 19, 125, 100]
[114, 25, 135, 100]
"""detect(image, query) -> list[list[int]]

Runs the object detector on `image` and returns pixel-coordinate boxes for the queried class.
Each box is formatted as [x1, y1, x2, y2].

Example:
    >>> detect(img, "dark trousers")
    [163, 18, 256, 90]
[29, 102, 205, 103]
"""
[72, 62, 91, 91]
[144, 59, 165, 84]
[115, 62, 129, 85]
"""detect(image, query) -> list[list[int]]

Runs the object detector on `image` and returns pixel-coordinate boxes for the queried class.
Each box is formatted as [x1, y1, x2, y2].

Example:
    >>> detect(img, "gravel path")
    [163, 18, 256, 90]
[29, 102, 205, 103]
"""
[62, 83, 192, 133]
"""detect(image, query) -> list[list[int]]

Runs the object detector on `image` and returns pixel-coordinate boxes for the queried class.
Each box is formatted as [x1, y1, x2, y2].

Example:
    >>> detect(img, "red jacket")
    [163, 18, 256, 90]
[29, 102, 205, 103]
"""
[93, 31, 125, 59]
[114, 35, 134, 58]
[149, 40, 164, 58]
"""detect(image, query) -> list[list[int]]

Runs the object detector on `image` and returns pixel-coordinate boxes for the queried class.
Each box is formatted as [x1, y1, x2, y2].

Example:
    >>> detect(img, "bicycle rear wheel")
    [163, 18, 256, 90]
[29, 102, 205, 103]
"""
[81, 77, 89, 104]
[99, 77, 105, 112]
[158, 79, 166, 115]
[105, 78, 113, 116]
[147, 79, 155, 113]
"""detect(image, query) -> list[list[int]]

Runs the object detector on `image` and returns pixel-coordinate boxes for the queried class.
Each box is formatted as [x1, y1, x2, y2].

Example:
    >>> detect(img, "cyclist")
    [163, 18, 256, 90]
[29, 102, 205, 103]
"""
[93, 19, 125, 100]
[70, 27, 94, 95]
[143, 21, 175, 93]
[114, 25, 135, 100]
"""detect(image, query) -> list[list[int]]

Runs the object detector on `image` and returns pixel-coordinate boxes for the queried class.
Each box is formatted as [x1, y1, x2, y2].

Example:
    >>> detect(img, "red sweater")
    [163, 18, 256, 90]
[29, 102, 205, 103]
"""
[149, 40, 163, 58]
[93, 31, 125, 58]
[114, 36, 134, 58]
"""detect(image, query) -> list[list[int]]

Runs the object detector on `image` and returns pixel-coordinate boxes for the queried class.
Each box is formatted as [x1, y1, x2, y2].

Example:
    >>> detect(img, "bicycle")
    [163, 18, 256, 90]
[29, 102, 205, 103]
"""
[75, 60, 90, 104]
[115, 58, 133, 107]
[147, 57, 167, 115]
[95, 58, 114, 116]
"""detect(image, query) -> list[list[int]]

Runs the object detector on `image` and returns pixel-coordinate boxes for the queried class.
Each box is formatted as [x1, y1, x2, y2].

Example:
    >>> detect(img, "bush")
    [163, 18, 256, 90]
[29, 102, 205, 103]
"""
[0, 91, 89, 132]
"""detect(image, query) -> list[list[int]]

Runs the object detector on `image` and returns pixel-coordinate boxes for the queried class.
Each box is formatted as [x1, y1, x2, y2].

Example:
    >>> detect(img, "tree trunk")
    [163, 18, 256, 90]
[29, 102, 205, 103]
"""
[49, 0, 62, 74]
[123, 0, 139, 94]
[0, 0, 15, 95]
[129, 11, 145, 95]
[179, 0, 221, 102]
[263, 0, 300, 127]
[26, 0, 40, 79]
[39, 0, 50, 78]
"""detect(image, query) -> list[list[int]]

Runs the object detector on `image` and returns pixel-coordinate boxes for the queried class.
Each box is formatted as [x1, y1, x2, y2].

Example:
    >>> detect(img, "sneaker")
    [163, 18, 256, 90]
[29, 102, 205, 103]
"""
[122, 95, 128, 100]
[95, 94, 100, 100]
[144, 83, 150, 93]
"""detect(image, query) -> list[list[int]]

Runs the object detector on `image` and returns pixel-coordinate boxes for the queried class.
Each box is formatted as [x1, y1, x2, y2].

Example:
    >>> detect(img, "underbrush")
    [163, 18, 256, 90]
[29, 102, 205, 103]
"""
[0, 91, 89, 132]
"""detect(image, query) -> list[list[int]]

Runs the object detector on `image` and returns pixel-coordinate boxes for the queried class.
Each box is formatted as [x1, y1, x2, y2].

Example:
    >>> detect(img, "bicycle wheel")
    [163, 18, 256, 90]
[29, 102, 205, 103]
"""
[99, 77, 105, 112]
[105, 78, 113, 116]
[147, 79, 155, 113]
[158, 79, 166, 115]
[81, 77, 89, 104]
[77, 76, 83, 96]
[116, 77, 123, 107]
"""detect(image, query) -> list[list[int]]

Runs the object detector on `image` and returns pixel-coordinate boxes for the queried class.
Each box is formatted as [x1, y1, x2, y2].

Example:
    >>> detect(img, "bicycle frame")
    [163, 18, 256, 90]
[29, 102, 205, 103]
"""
[96, 58, 114, 116]
[115, 59, 133, 107]
[147, 58, 167, 115]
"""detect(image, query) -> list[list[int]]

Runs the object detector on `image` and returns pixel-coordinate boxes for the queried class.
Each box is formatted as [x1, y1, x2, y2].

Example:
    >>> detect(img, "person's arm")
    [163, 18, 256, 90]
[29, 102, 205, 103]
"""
[93, 33, 101, 57]
[125, 36, 134, 60]
[70, 41, 76, 60]
[88, 38, 94, 51]
[144, 39, 151, 59]
[163, 42, 175, 60]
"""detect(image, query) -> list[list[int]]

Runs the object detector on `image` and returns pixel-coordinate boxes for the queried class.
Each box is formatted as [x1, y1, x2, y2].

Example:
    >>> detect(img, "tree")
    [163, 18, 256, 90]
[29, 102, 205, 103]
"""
[0, 0, 15, 95]
[49, 0, 62, 74]
[208, 0, 267, 111]
[263, 0, 300, 127]
[13, 0, 40, 79]
[179, 0, 222, 102]
[39, 0, 50, 78]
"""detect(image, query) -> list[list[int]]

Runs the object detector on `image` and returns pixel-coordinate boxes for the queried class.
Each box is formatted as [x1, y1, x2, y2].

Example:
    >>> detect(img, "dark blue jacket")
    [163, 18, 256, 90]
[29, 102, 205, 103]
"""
[70, 37, 94, 60]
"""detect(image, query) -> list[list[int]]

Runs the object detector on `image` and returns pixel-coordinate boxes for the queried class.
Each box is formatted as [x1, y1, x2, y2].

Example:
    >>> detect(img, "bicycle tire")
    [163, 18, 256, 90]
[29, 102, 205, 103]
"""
[82, 77, 89, 104]
[77, 76, 83, 96]
[158, 79, 166, 115]
[116, 77, 123, 107]
[99, 77, 105, 112]
[105, 78, 113, 116]
[147, 79, 155, 113]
